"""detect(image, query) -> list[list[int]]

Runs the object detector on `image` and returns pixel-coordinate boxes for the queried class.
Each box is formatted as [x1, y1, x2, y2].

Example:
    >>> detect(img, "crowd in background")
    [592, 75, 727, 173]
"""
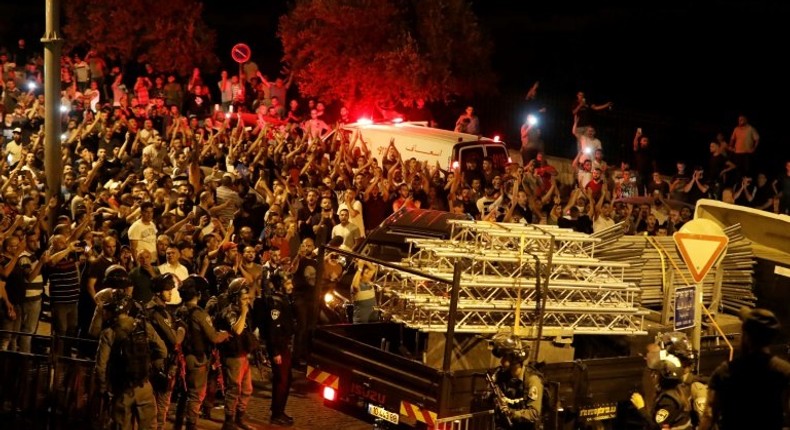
[0, 38, 789, 355]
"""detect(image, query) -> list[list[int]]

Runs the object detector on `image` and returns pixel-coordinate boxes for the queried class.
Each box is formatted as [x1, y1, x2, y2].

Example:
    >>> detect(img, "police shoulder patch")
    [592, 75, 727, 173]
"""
[528, 385, 539, 401]
[655, 409, 669, 423]
[271, 309, 280, 320]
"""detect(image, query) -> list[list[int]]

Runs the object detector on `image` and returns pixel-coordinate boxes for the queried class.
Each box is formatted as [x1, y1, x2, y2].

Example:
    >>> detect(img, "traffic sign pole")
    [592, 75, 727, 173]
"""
[673, 219, 729, 357]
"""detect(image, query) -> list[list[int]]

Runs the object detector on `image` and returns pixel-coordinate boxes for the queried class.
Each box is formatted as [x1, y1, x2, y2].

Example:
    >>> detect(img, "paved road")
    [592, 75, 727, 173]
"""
[194, 367, 371, 430]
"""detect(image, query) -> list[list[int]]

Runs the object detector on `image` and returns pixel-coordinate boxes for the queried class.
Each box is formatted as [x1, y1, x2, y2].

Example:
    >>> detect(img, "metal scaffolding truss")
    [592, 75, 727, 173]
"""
[375, 221, 646, 336]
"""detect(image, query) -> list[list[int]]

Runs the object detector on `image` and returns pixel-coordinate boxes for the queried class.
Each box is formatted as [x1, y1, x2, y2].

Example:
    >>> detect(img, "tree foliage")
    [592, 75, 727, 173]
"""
[63, 0, 219, 76]
[278, 0, 495, 112]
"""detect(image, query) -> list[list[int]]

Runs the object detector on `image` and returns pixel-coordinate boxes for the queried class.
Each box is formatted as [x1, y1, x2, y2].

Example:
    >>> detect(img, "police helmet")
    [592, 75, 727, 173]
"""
[227, 278, 251, 299]
[658, 356, 683, 386]
[491, 332, 528, 362]
[151, 273, 178, 293]
[658, 332, 696, 366]
[103, 289, 133, 315]
[213, 265, 235, 293]
[104, 264, 131, 289]
[180, 275, 208, 302]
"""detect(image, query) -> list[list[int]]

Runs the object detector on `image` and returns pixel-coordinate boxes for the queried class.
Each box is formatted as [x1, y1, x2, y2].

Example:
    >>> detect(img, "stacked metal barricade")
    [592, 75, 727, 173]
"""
[375, 220, 646, 336]
[590, 223, 756, 317]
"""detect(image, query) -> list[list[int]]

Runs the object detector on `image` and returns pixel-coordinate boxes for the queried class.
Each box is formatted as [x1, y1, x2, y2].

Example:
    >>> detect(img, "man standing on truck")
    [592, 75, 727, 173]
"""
[350, 260, 380, 324]
[489, 333, 544, 429]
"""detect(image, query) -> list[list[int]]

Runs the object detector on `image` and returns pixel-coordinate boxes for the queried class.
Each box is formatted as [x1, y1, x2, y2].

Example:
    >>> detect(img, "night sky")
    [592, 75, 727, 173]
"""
[1, 0, 785, 173]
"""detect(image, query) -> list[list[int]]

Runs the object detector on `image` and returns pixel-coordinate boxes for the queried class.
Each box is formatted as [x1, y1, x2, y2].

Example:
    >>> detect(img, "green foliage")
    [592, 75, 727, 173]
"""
[278, 0, 495, 111]
[63, 0, 219, 76]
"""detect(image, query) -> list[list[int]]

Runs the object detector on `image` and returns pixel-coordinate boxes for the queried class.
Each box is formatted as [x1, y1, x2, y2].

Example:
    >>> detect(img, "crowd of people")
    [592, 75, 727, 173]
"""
[0, 36, 789, 428]
[517, 85, 789, 237]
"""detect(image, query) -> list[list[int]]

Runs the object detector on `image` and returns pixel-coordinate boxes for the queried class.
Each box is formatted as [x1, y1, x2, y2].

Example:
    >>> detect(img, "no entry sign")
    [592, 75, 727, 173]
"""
[231, 43, 251, 63]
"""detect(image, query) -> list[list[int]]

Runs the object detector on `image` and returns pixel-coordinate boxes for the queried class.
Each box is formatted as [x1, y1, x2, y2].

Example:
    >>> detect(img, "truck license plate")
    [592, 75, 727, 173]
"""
[367, 404, 399, 425]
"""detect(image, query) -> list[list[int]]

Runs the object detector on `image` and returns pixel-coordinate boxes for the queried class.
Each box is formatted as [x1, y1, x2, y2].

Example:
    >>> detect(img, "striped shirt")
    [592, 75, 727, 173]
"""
[47, 258, 81, 304]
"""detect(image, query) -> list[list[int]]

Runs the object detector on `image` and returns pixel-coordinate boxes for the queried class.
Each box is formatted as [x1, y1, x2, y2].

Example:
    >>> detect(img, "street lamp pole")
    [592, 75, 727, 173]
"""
[42, 0, 63, 228]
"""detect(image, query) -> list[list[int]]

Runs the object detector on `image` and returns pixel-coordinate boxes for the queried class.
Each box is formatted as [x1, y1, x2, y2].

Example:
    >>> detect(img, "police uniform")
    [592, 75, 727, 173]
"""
[646, 386, 692, 430]
[95, 304, 167, 430]
[145, 275, 184, 430]
[634, 358, 691, 430]
[178, 301, 228, 429]
[215, 280, 257, 430]
[489, 333, 544, 430]
[493, 365, 544, 430]
[257, 284, 296, 426]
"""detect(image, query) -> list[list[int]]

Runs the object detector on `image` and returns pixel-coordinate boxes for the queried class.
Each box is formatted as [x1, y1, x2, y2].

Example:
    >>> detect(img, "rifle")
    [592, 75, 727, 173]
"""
[486, 372, 513, 427]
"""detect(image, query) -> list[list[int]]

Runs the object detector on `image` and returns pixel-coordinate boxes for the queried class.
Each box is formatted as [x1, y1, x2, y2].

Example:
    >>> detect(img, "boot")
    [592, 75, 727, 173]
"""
[235, 411, 254, 430]
[221, 414, 238, 430]
[200, 404, 212, 420]
[185, 423, 197, 430]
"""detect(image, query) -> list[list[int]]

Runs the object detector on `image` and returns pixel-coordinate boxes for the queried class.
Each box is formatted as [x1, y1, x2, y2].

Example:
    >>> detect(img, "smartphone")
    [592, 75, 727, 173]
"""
[636, 127, 643, 135]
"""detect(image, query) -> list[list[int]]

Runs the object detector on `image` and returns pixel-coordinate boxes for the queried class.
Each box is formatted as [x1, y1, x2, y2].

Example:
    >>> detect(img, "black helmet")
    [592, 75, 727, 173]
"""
[227, 278, 251, 299]
[104, 264, 131, 289]
[103, 290, 133, 315]
[491, 332, 527, 362]
[658, 332, 695, 366]
[151, 273, 178, 293]
[213, 265, 235, 293]
[180, 275, 208, 302]
[659, 357, 683, 386]
[740, 306, 781, 346]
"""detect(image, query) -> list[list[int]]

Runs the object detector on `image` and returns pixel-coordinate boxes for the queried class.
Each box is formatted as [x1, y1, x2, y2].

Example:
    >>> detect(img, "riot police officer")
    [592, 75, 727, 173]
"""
[146, 273, 186, 430]
[255, 272, 296, 427]
[176, 275, 230, 430]
[95, 288, 167, 430]
[658, 332, 707, 425]
[489, 333, 544, 430]
[215, 278, 257, 430]
[631, 357, 692, 430]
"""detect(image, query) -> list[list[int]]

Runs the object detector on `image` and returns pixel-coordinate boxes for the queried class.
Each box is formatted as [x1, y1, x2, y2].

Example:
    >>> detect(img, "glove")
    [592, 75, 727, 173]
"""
[630, 392, 645, 410]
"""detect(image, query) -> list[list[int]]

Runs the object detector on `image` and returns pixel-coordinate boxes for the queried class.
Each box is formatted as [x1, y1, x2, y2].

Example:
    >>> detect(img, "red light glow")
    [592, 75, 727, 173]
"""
[323, 386, 336, 401]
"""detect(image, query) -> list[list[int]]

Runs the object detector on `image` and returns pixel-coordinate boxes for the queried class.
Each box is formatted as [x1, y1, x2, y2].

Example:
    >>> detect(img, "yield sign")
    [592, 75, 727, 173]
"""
[673, 232, 729, 283]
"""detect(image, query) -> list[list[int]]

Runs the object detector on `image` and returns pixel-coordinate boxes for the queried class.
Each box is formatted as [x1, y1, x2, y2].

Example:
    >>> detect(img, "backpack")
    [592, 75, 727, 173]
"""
[110, 318, 151, 388]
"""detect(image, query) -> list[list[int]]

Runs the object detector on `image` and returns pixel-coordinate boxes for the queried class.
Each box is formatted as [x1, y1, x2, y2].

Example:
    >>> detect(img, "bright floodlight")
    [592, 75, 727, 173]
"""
[28, 82, 37, 91]
[60, 105, 69, 113]
[527, 114, 538, 126]
[357, 118, 373, 126]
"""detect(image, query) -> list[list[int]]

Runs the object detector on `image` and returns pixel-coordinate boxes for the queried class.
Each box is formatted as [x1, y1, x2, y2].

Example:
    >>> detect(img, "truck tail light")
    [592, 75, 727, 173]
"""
[323, 386, 337, 401]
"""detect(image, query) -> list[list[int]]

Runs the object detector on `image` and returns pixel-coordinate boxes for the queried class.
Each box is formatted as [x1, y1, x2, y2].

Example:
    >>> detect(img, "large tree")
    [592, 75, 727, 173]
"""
[63, 0, 218, 75]
[278, 0, 495, 112]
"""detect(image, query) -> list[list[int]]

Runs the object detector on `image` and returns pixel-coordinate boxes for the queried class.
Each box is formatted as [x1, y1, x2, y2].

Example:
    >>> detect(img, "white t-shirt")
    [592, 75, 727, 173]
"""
[337, 200, 365, 237]
[158, 263, 189, 281]
[331, 222, 361, 250]
[128, 219, 158, 255]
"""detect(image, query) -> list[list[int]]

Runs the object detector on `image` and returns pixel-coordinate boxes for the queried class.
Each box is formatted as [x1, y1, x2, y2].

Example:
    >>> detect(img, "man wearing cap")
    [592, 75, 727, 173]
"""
[5, 127, 24, 166]
[146, 274, 186, 430]
[699, 307, 790, 430]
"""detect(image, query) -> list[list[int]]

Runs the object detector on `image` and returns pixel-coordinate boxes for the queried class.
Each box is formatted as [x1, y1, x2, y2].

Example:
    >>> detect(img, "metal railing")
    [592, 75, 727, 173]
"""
[0, 330, 99, 428]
